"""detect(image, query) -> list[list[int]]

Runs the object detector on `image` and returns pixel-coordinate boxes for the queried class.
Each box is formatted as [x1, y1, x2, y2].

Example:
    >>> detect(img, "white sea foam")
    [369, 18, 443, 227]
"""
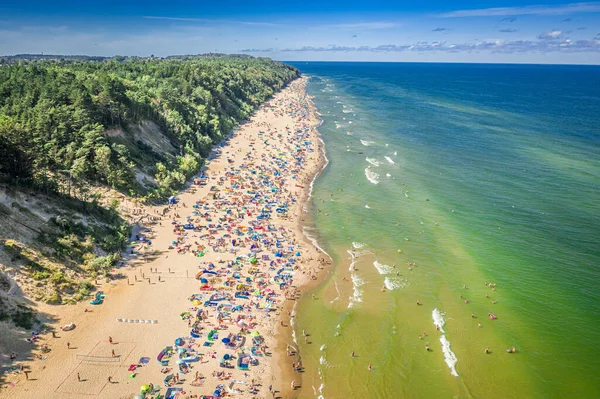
[384, 276, 408, 290]
[431, 309, 458, 376]
[440, 335, 459, 377]
[291, 329, 298, 344]
[394, 151, 397, 155]
[432, 308, 446, 333]
[349, 121, 354, 124]
[366, 157, 381, 167]
[365, 204, 370, 209]
[360, 139, 375, 147]
[352, 242, 366, 249]
[348, 272, 364, 308]
[307, 137, 328, 202]
[342, 108, 353, 113]
[319, 383, 325, 398]
[347, 131, 353, 135]
[365, 168, 380, 184]
[385, 143, 389, 147]
[386, 173, 391, 177]
[373, 261, 394, 275]
[384, 156, 395, 164]
[347, 250, 356, 271]
[335, 123, 342, 129]
[320, 344, 327, 351]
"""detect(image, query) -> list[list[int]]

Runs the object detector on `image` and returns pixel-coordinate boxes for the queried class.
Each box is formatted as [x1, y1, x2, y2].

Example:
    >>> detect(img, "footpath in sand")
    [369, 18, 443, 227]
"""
[1, 77, 328, 399]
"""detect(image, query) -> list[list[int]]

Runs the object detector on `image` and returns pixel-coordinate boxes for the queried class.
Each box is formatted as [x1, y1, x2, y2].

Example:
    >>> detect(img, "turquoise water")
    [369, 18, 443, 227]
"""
[287, 63, 600, 398]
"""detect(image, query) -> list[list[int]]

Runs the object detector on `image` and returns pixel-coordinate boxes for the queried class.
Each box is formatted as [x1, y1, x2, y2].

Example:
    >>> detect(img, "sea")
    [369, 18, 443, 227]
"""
[286, 62, 600, 399]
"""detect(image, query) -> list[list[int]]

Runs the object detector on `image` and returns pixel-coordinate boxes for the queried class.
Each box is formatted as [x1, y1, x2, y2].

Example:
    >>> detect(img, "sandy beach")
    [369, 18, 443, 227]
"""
[1, 76, 329, 399]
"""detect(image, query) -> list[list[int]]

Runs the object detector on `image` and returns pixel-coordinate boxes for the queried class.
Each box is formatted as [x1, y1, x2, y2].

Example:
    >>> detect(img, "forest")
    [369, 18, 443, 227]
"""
[0, 55, 300, 199]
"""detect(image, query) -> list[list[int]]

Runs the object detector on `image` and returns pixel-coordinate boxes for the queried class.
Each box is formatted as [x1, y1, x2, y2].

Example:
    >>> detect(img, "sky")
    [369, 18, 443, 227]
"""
[1, 1, 600, 64]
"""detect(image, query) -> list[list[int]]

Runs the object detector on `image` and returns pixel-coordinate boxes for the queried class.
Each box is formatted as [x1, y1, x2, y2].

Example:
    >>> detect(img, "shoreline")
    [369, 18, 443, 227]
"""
[1, 75, 332, 399]
[271, 87, 333, 398]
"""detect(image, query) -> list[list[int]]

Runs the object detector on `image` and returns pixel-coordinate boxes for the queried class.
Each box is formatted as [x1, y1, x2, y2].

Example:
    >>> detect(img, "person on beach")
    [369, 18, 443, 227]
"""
[291, 380, 296, 390]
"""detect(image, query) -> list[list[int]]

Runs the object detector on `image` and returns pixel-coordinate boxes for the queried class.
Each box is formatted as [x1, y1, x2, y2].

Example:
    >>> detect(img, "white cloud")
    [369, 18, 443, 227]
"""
[538, 30, 563, 39]
[439, 2, 600, 18]
[242, 37, 600, 54]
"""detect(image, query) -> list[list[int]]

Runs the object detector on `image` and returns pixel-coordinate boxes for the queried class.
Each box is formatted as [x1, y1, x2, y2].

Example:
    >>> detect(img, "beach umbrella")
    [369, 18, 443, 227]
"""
[251, 331, 260, 337]
[134, 395, 144, 399]
[140, 384, 150, 392]
[222, 337, 231, 344]
[175, 338, 183, 346]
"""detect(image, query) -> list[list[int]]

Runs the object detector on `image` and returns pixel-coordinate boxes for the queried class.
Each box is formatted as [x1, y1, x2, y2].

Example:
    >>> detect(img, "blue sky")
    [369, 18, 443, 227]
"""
[1, 1, 600, 63]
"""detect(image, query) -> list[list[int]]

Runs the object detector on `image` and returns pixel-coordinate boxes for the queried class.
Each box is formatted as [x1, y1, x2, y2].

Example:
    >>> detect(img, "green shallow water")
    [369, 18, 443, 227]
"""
[287, 63, 600, 399]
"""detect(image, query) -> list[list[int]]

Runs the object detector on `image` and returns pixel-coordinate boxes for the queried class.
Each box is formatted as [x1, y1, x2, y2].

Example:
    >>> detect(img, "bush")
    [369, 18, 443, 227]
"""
[77, 280, 94, 296]
[45, 291, 61, 304]
[50, 271, 66, 284]
[31, 270, 50, 280]
[11, 306, 36, 329]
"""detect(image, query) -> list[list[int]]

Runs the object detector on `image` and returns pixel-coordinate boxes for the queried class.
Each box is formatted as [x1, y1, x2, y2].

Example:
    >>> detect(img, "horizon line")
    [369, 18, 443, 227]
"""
[1, 53, 599, 66]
